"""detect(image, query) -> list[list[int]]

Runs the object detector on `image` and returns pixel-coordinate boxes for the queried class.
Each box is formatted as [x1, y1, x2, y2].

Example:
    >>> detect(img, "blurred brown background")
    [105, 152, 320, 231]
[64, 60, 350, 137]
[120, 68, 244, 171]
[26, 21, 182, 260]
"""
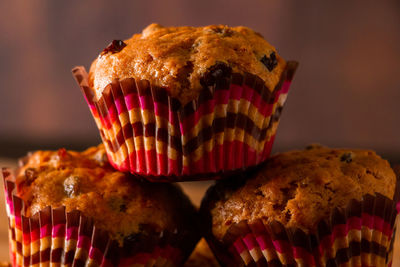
[0, 0, 399, 264]
[0, 1, 399, 162]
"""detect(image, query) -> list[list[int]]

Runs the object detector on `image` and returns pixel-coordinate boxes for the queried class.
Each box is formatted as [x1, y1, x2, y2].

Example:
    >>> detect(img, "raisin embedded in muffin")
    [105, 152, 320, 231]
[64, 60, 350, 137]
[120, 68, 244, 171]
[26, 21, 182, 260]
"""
[202, 146, 396, 240]
[89, 23, 286, 104]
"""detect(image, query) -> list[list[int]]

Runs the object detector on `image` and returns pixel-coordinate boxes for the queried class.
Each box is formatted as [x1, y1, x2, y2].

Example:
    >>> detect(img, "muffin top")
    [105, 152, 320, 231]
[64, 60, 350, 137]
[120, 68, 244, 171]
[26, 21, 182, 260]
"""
[16, 144, 196, 244]
[203, 145, 396, 240]
[89, 23, 286, 104]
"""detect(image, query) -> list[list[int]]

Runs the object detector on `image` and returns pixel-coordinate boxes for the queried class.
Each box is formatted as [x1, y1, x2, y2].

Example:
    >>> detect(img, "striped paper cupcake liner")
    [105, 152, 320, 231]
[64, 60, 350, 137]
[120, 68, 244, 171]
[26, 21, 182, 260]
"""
[2, 168, 197, 267]
[202, 171, 400, 267]
[72, 62, 298, 181]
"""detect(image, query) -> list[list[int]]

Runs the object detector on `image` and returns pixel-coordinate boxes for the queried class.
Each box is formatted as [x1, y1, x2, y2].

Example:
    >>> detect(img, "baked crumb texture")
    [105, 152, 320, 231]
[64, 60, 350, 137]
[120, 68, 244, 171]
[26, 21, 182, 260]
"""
[201, 146, 400, 266]
[72, 24, 298, 179]
[3, 145, 200, 266]
[89, 24, 286, 105]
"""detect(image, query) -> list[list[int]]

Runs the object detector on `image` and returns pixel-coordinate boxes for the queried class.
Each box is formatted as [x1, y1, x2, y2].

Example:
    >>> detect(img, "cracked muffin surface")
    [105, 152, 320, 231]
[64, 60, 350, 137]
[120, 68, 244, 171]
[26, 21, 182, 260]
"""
[203, 146, 396, 240]
[89, 23, 286, 104]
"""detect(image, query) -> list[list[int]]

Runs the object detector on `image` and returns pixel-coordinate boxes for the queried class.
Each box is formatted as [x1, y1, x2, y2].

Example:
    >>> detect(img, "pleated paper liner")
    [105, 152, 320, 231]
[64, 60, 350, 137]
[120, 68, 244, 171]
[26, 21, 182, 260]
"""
[2, 168, 199, 267]
[202, 170, 400, 267]
[72, 61, 298, 181]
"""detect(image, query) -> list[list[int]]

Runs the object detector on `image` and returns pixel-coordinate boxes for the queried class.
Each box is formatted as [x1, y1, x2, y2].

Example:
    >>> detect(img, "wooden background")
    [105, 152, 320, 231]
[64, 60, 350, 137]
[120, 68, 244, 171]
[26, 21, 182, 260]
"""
[0, 157, 399, 265]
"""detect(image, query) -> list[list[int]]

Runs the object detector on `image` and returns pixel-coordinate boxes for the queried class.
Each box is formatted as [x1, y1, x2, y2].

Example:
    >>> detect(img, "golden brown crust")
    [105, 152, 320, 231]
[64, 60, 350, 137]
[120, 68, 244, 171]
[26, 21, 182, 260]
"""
[89, 23, 286, 104]
[16, 144, 196, 244]
[206, 146, 396, 240]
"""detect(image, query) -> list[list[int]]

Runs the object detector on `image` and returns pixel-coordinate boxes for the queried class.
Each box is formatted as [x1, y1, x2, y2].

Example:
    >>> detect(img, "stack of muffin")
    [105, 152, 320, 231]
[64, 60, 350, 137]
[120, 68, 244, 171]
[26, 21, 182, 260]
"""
[2, 24, 399, 266]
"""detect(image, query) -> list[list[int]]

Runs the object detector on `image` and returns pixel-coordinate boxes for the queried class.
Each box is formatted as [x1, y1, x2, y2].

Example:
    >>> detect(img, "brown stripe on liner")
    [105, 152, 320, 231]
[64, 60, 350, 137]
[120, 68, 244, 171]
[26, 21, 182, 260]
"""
[91, 227, 110, 256]
[150, 85, 170, 106]
[326, 239, 387, 266]
[265, 259, 286, 267]
[182, 112, 268, 156]
[103, 240, 120, 266]
[119, 78, 137, 95]
[231, 73, 244, 85]
[71, 259, 85, 267]
[52, 206, 66, 227]
[290, 228, 313, 253]
[12, 195, 23, 216]
[16, 240, 22, 254]
[102, 84, 116, 111]
[65, 209, 81, 267]
[50, 248, 63, 263]
[39, 206, 52, 228]
[346, 199, 362, 218]
[197, 85, 215, 107]
[317, 220, 331, 239]
[79, 215, 94, 238]
[107, 122, 182, 154]
[156, 127, 182, 152]
[40, 247, 51, 262]
[21, 216, 30, 266]
[363, 194, 375, 215]
[374, 193, 388, 219]
[30, 251, 40, 265]
[64, 250, 76, 265]
[222, 221, 251, 245]
[243, 72, 257, 90]
[331, 207, 347, 227]
[214, 76, 231, 92]
[248, 219, 268, 237]
[178, 70, 279, 121]
[10, 229, 15, 242]
[122, 123, 133, 140]
[110, 79, 125, 101]
[268, 221, 290, 242]
[71, 67, 96, 105]
[136, 79, 152, 97]
[97, 90, 113, 119]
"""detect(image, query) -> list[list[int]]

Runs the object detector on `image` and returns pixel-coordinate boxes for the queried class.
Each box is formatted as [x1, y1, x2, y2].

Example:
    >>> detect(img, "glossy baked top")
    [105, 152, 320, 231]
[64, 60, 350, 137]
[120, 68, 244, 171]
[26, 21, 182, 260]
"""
[89, 23, 286, 104]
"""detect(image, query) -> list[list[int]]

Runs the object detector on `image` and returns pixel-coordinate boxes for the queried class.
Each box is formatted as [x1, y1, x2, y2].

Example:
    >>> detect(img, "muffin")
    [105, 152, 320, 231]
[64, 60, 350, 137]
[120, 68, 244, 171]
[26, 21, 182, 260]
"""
[200, 146, 400, 266]
[72, 23, 298, 180]
[3, 145, 200, 267]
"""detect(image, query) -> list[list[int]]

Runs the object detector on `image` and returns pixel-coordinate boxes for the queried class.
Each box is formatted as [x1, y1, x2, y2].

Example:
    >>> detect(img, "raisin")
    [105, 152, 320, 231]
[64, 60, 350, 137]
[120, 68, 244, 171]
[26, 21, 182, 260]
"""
[260, 52, 278, 71]
[123, 233, 141, 245]
[64, 176, 81, 197]
[340, 153, 353, 163]
[24, 168, 38, 185]
[305, 143, 323, 150]
[101, 40, 127, 56]
[58, 148, 68, 159]
[200, 62, 232, 87]
[284, 210, 292, 222]
[119, 203, 127, 212]
[211, 26, 233, 37]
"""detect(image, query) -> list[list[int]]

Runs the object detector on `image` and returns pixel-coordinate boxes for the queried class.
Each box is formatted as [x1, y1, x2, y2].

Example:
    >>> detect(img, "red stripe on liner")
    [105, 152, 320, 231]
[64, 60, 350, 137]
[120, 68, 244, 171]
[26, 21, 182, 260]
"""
[52, 223, 65, 238]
